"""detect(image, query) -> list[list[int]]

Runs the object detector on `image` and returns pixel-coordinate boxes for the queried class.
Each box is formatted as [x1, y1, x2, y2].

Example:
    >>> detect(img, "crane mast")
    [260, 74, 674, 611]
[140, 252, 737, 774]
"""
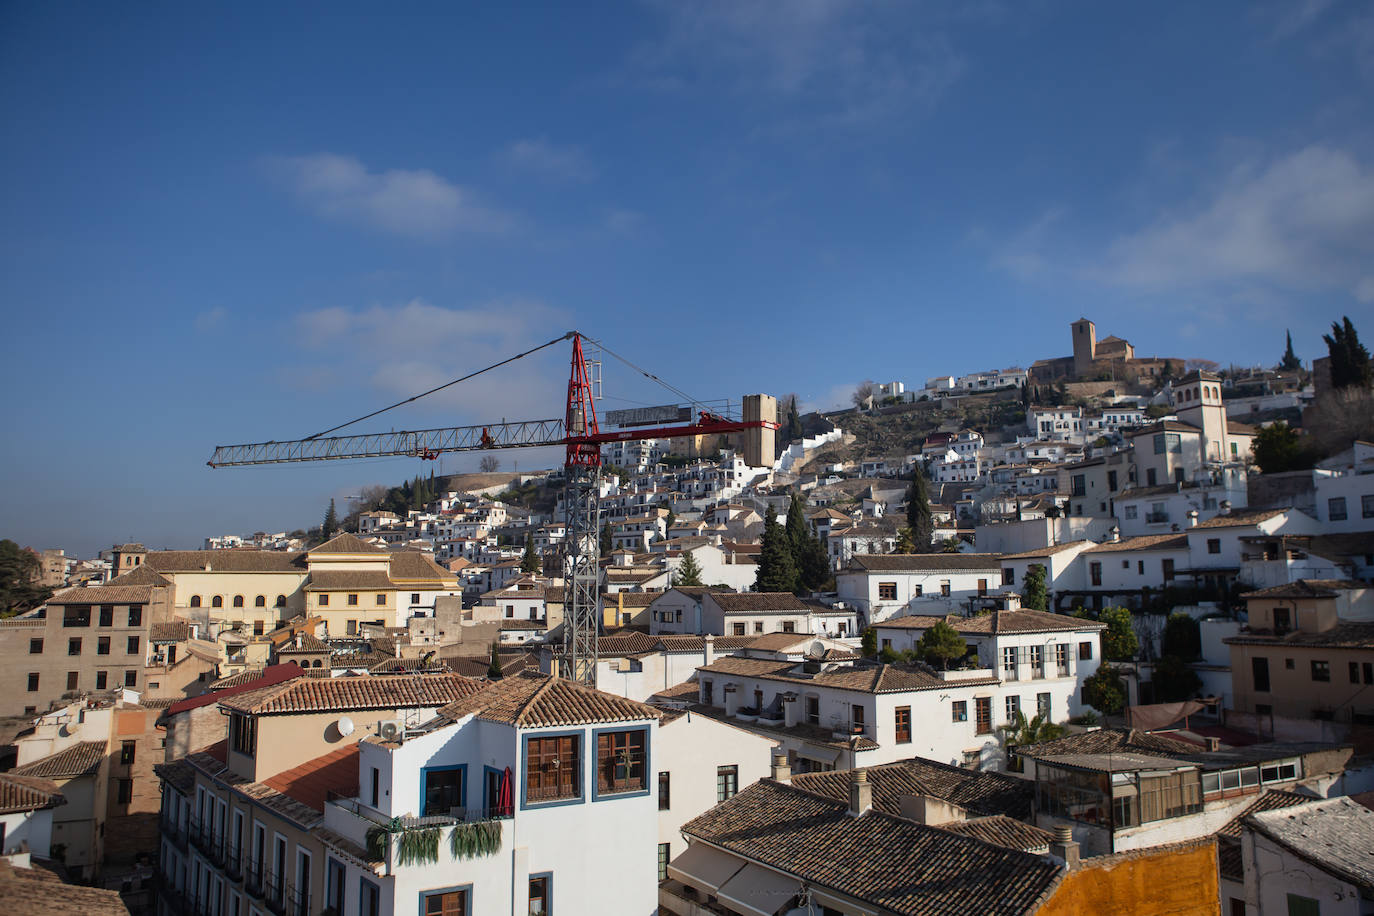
[206, 332, 777, 687]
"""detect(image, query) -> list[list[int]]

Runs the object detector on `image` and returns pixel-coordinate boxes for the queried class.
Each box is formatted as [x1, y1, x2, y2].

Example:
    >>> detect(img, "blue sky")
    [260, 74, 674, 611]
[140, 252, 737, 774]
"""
[3, 1, 1372, 557]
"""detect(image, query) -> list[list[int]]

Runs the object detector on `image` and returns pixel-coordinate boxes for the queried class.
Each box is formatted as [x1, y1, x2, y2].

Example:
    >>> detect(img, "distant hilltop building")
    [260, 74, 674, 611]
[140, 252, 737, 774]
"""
[1031, 317, 1186, 383]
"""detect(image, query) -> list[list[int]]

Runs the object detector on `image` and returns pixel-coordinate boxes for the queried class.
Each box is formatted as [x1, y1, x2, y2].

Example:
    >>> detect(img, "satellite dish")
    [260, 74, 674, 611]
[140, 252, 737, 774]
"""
[809, 641, 825, 659]
[337, 716, 355, 737]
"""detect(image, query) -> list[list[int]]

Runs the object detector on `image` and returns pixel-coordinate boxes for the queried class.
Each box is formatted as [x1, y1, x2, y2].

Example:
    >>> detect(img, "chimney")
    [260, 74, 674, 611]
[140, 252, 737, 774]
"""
[704, 633, 716, 667]
[1108, 526, 1120, 543]
[1187, 510, 1199, 528]
[1049, 824, 1079, 869]
[294, 633, 302, 649]
[771, 753, 791, 782]
[848, 769, 873, 816]
[1205, 736, 1221, 752]
[1219, 500, 1232, 516]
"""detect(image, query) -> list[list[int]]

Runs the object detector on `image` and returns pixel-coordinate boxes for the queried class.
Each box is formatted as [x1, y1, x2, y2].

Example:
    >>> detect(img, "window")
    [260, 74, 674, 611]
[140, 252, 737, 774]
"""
[67, 671, 78, 690]
[952, 701, 968, 722]
[124, 670, 137, 687]
[117, 778, 133, 803]
[253, 621, 264, 636]
[275, 595, 286, 607]
[1207, 538, 1220, 554]
[1030, 645, 1044, 679]
[1005, 695, 1020, 721]
[878, 582, 897, 601]
[1364, 662, 1373, 685]
[782, 620, 795, 633]
[1147, 468, 1158, 487]
[526, 735, 580, 802]
[232, 595, 244, 608]
[658, 843, 671, 882]
[940, 580, 951, 597]
[318, 594, 329, 606]
[28, 638, 42, 654]
[806, 696, 819, 725]
[913, 585, 923, 597]
[975, 697, 992, 734]
[1311, 660, 1331, 682]
[1252, 657, 1270, 693]
[26, 673, 39, 692]
[1038, 692, 1051, 718]
[376, 594, 387, 606]
[63, 605, 91, 627]
[230, 713, 257, 756]
[360, 878, 381, 916]
[977, 578, 988, 596]
[127, 635, 141, 655]
[1124, 505, 1138, 520]
[1352, 661, 1360, 684]
[1328, 497, 1348, 521]
[99, 605, 114, 627]
[1364, 494, 1374, 519]
[348, 593, 359, 606]
[597, 729, 647, 795]
[732, 623, 746, 636]
[412, 593, 421, 605]
[96, 671, 108, 689]
[423, 766, 465, 816]
[68, 637, 82, 656]
[1079, 641, 1093, 661]
[753, 622, 764, 634]
[212, 596, 223, 608]
[1137, 560, 1144, 574]
[424, 889, 469, 916]
[702, 680, 713, 705]
[658, 772, 670, 810]
[962, 750, 981, 768]
[1089, 562, 1102, 586]
[190, 595, 201, 608]
[121, 740, 136, 765]
[1002, 647, 1019, 680]
[716, 765, 739, 802]
[895, 707, 911, 744]
[1285, 657, 1295, 669]
[529, 875, 550, 915]
[1286, 893, 1320, 916]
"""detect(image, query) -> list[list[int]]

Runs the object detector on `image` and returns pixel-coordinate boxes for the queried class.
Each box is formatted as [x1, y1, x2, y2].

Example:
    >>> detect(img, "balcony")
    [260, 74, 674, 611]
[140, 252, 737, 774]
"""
[1145, 511, 1170, 524]
[225, 843, 242, 881]
[207, 835, 225, 868]
[244, 861, 264, 898]
[264, 870, 286, 915]
[189, 816, 208, 854]
[288, 886, 311, 916]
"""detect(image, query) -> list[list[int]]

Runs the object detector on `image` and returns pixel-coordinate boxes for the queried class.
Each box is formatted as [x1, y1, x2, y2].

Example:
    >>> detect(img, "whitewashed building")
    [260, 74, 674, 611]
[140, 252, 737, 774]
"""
[836, 554, 1007, 624]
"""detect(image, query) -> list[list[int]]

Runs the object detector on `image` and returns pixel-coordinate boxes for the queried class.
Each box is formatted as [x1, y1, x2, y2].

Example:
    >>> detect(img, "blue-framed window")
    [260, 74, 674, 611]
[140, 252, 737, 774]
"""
[522, 731, 583, 808]
[360, 877, 380, 916]
[325, 857, 345, 912]
[592, 726, 651, 799]
[529, 872, 552, 915]
[420, 883, 472, 916]
[421, 763, 467, 817]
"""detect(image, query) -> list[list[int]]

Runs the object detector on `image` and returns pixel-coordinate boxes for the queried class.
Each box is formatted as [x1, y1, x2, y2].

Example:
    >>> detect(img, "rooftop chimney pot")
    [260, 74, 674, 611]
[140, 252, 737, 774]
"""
[848, 769, 873, 816]
[771, 753, 791, 782]
[1049, 824, 1080, 870]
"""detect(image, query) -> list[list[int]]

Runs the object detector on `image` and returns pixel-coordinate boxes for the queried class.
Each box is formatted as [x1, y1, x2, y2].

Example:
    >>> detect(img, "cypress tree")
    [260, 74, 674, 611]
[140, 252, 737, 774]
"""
[322, 499, 338, 538]
[1324, 316, 1373, 390]
[1279, 330, 1302, 372]
[520, 534, 541, 573]
[905, 469, 934, 551]
[755, 506, 799, 593]
[1021, 563, 1048, 611]
[785, 493, 808, 561]
[676, 551, 704, 587]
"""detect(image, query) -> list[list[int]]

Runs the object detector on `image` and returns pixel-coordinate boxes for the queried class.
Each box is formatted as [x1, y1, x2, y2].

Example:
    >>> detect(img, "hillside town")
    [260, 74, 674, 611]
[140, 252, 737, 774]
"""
[0, 315, 1371, 916]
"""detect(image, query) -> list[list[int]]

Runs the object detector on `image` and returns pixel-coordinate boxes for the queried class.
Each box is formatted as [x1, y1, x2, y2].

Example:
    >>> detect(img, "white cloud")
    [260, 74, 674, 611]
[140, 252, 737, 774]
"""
[1099, 145, 1374, 303]
[629, 0, 969, 122]
[194, 306, 228, 332]
[270, 153, 514, 239]
[502, 138, 594, 181]
[292, 298, 572, 425]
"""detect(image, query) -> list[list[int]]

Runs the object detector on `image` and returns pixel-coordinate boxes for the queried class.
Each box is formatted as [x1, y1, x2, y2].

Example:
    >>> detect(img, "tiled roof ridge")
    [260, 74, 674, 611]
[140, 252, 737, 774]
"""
[513, 674, 561, 726]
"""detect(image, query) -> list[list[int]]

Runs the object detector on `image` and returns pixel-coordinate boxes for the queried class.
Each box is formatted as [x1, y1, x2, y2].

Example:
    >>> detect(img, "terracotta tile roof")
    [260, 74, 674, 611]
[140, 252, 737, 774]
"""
[600, 591, 660, 607]
[1247, 796, 1374, 888]
[0, 773, 65, 814]
[658, 635, 756, 652]
[305, 570, 395, 591]
[695, 656, 996, 694]
[437, 672, 661, 728]
[150, 620, 191, 642]
[998, 541, 1091, 560]
[1082, 533, 1188, 553]
[261, 744, 360, 813]
[942, 815, 1053, 852]
[441, 652, 537, 680]
[12, 741, 107, 779]
[277, 632, 329, 654]
[0, 860, 130, 914]
[102, 564, 173, 587]
[876, 609, 1104, 635]
[308, 532, 387, 554]
[1015, 727, 1200, 762]
[1241, 579, 1367, 599]
[386, 550, 458, 582]
[845, 553, 1004, 572]
[165, 663, 305, 715]
[1216, 789, 1315, 839]
[681, 780, 1062, 916]
[218, 672, 481, 715]
[153, 758, 197, 795]
[145, 549, 307, 572]
[790, 757, 1037, 821]
[45, 584, 158, 605]
[738, 632, 822, 651]
[710, 592, 811, 613]
[1193, 508, 1288, 529]
[1224, 622, 1374, 649]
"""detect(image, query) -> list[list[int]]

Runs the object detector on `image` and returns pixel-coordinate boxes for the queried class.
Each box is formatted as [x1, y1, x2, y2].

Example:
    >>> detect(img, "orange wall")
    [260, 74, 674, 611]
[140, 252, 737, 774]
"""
[1038, 840, 1219, 916]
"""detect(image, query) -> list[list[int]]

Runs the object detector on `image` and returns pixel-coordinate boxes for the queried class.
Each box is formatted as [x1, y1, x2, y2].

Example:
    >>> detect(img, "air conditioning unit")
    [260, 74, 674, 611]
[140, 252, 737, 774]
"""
[377, 720, 402, 741]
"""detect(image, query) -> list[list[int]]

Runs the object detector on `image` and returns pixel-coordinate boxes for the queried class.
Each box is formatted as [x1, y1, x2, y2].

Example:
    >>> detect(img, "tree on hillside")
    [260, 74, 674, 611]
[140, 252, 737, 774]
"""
[1252, 422, 1317, 473]
[1083, 664, 1127, 715]
[1323, 316, 1373, 390]
[1021, 563, 1048, 611]
[487, 642, 504, 679]
[895, 527, 917, 553]
[0, 540, 51, 618]
[479, 455, 500, 473]
[1280, 330, 1303, 372]
[784, 394, 803, 443]
[599, 523, 612, 556]
[676, 551, 704, 587]
[905, 469, 934, 551]
[1099, 606, 1139, 661]
[520, 534, 541, 574]
[860, 627, 877, 658]
[322, 499, 338, 539]
[852, 380, 876, 410]
[798, 535, 832, 592]
[916, 620, 968, 670]
[785, 493, 809, 558]
[1151, 655, 1202, 703]
[1162, 612, 1202, 660]
[755, 506, 799, 593]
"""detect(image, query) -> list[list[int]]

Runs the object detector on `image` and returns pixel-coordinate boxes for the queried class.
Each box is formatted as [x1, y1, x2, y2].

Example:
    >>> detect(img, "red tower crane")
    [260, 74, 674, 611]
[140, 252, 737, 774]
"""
[207, 331, 777, 686]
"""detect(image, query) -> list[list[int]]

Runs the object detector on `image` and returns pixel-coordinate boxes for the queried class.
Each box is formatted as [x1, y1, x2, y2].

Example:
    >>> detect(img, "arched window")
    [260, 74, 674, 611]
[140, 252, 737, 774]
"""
[255, 596, 266, 607]
[233, 596, 244, 608]
[212, 596, 223, 608]
[190, 595, 201, 608]
[275, 595, 286, 607]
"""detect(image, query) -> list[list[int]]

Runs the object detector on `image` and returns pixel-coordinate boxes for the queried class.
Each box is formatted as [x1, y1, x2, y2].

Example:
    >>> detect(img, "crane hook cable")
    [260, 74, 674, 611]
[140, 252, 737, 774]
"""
[302, 331, 575, 440]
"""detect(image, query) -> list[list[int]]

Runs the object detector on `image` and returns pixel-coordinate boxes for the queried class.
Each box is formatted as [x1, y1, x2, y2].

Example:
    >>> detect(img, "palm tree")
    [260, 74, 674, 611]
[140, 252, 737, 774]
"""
[1000, 710, 1066, 772]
